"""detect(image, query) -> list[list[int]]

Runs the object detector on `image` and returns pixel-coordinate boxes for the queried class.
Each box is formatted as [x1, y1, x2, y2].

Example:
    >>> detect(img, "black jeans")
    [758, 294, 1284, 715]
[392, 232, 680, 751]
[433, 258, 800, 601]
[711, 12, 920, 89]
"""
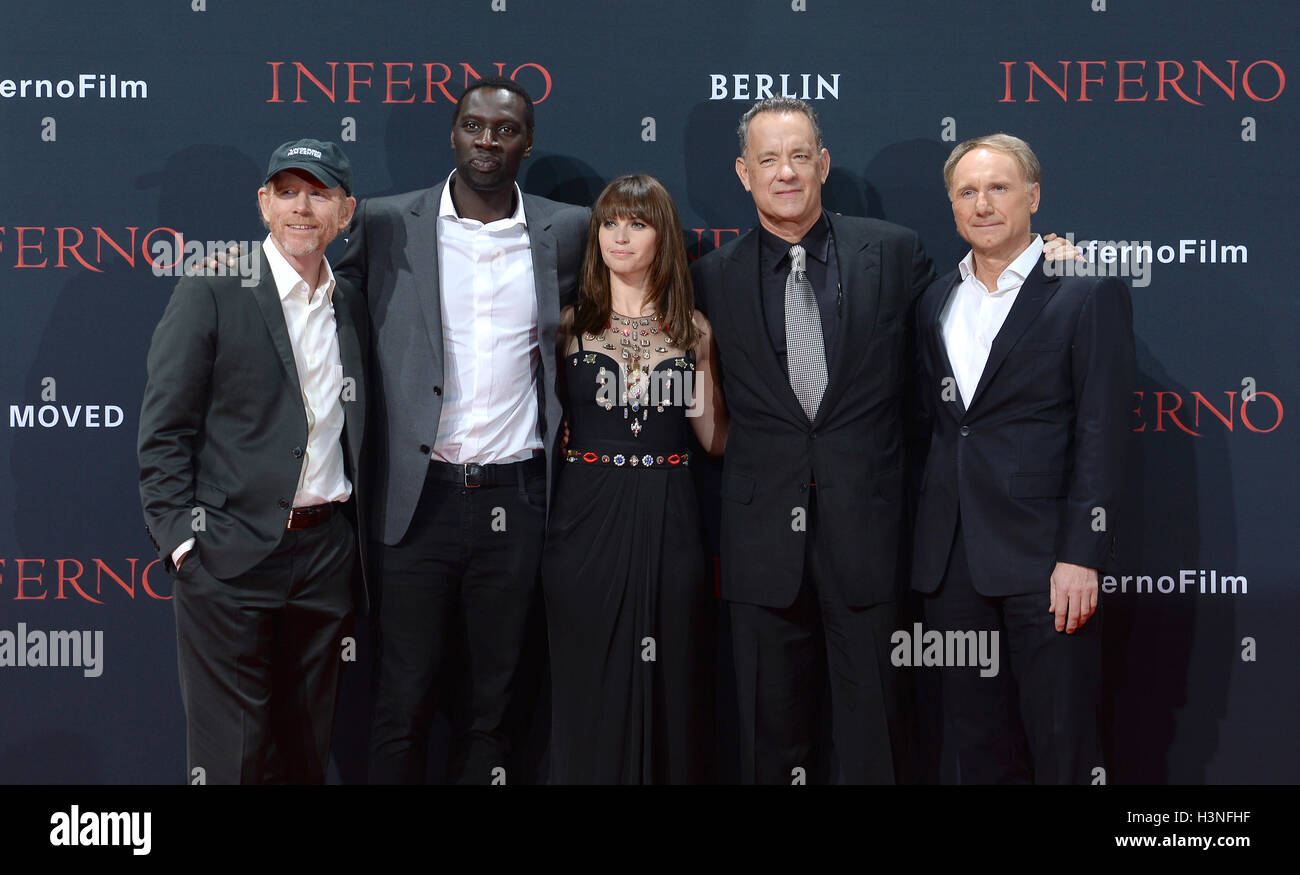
[367, 459, 547, 784]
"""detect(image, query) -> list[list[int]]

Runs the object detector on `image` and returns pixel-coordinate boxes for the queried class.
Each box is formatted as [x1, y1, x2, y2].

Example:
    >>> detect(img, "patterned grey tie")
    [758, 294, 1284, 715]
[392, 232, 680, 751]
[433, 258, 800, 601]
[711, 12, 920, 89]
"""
[785, 243, 827, 420]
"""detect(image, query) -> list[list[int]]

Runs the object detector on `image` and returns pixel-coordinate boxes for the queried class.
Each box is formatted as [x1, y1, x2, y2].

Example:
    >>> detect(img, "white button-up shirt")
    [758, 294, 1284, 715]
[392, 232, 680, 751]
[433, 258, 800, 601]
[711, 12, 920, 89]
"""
[431, 173, 542, 464]
[263, 236, 351, 506]
[940, 235, 1044, 410]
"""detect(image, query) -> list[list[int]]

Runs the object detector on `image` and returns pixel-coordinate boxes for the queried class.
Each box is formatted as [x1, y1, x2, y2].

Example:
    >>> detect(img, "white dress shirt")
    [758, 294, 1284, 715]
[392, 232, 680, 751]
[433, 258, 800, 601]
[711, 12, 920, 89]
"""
[263, 236, 351, 506]
[940, 235, 1044, 410]
[432, 172, 542, 464]
[173, 238, 350, 567]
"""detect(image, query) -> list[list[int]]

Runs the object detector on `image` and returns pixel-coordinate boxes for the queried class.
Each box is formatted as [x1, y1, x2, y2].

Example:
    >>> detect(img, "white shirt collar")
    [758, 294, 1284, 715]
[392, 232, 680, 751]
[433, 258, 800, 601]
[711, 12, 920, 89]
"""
[262, 234, 336, 304]
[958, 234, 1044, 288]
[438, 171, 528, 229]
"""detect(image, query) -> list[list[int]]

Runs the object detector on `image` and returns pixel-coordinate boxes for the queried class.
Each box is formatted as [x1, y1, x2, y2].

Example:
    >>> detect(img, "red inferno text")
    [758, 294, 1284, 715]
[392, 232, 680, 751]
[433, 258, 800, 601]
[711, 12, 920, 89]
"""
[0, 559, 171, 603]
[0, 226, 183, 272]
[688, 228, 742, 262]
[1131, 390, 1282, 435]
[999, 60, 1285, 104]
[265, 60, 552, 104]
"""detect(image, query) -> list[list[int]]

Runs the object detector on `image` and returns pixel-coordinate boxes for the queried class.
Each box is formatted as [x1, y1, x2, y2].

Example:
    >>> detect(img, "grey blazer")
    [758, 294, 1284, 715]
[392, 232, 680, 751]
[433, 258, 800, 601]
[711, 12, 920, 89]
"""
[334, 180, 589, 545]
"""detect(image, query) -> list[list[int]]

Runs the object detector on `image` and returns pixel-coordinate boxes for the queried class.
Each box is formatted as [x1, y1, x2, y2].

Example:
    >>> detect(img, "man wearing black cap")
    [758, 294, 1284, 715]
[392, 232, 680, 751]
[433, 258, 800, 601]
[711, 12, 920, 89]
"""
[139, 138, 370, 783]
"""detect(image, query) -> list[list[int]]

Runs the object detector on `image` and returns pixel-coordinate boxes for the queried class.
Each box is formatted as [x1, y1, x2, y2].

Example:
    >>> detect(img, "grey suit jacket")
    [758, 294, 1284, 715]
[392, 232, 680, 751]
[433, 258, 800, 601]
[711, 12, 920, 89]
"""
[334, 180, 589, 545]
[138, 247, 370, 610]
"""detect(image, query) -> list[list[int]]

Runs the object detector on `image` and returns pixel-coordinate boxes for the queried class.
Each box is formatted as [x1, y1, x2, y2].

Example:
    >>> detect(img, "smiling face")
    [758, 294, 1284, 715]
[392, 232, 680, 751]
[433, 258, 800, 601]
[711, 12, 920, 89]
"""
[598, 215, 658, 287]
[735, 110, 830, 241]
[450, 86, 533, 194]
[948, 146, 1040, 265]
[257, 168, 355, 261]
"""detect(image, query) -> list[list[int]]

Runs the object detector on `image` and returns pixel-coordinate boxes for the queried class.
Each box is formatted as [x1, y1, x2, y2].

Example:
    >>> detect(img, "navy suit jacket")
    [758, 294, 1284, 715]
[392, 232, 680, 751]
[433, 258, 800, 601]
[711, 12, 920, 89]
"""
[910, 255, 1136, 596]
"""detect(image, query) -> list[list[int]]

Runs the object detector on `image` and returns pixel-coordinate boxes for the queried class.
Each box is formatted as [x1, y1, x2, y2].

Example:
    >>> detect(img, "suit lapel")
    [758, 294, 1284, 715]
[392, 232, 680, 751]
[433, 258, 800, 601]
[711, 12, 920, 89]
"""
[525, 197, 560, 352]
[250, 248, 303, 400]
[723, 231, 808, 424]
[525, 197, 561, 496]
[332, 282, 366, 473]
[816, 215, 880, 426]
[927, 272, 967, 421]
[408, 184, 445, 376]
[965, 256, 1059, 412]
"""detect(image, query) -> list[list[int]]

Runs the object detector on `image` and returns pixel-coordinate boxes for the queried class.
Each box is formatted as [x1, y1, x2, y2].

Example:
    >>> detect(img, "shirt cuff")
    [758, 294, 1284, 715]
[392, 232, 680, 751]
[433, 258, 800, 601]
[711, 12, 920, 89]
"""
[171, 538, 195, 568]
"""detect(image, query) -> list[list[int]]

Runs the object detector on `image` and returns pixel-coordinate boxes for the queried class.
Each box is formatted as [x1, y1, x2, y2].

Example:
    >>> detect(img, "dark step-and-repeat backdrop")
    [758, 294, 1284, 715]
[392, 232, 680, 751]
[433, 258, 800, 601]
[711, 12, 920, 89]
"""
[1, 1, 1295, 785]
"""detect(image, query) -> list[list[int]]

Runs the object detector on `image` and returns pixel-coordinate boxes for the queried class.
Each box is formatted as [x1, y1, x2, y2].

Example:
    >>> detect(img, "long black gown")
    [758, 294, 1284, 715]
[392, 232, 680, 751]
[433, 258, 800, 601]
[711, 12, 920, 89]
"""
[542, 314, 713, 783]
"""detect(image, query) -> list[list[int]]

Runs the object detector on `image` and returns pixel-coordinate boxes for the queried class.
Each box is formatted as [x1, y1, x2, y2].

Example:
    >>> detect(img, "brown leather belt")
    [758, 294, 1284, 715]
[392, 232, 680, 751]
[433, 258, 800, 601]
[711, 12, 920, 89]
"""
[286, 501, 341, 530]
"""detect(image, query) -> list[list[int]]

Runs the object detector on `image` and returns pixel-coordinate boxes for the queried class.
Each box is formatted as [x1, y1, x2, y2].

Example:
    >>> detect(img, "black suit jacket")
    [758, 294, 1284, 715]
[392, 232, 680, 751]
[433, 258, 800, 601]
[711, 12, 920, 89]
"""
[334, 181, 589, 545]
[138, 248, 370, 611]
[910, 256, 1136, 597]
[691, 213, 936, 609]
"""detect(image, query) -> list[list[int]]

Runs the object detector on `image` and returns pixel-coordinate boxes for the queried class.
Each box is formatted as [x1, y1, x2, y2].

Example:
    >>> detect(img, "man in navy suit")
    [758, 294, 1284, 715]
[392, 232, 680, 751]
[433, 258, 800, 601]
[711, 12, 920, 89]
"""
[911, 133, 1136, 783]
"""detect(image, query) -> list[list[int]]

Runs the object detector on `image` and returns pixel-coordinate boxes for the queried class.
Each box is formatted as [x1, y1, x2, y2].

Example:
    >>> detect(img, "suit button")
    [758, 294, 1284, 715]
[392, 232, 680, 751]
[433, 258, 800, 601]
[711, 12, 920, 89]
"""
[810, 431, 819, 439]
[277, 499, 290, 509]
[799, 482, 808, 492]
[960, 426, 971, 436]
[419, 444, 431, 455]
[433, 386, 442, 396]
[292, 446, 304, 458]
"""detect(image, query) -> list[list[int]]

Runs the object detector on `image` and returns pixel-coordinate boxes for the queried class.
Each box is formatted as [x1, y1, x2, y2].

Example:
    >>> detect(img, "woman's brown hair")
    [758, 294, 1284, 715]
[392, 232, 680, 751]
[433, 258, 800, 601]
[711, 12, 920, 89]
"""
[574, 173, 699, 350]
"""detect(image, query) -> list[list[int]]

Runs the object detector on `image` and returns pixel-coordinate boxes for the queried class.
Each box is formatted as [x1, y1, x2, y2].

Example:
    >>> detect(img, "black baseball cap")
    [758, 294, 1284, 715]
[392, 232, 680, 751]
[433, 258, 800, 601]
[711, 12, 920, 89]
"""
[264, 138, 353, 195]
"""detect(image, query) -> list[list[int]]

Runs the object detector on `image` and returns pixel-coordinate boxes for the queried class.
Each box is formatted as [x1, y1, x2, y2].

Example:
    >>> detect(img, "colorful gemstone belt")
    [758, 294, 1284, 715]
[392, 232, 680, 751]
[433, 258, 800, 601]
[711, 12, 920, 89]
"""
[564, 449, 690, 468]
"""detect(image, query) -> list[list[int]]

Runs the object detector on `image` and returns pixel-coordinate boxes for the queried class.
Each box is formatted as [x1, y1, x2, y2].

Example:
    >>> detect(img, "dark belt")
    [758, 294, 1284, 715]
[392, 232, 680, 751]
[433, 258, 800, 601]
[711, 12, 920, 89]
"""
[428, 455, 544, 488]
[286, 501, 342, 530]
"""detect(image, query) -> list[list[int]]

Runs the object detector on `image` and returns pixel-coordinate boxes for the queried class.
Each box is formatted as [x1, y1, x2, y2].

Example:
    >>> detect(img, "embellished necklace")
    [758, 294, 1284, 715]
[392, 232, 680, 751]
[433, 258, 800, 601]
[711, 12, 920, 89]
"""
[583, 309, 669, 438]
[615, 310, 657, 437]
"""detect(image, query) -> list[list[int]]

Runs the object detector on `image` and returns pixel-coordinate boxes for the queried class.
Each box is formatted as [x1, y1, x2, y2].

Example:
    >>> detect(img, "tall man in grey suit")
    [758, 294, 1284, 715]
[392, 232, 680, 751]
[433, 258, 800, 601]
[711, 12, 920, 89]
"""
[690, 98, 937, 783]
[139, 139, 368, 783]
[334, 76, 588, 783]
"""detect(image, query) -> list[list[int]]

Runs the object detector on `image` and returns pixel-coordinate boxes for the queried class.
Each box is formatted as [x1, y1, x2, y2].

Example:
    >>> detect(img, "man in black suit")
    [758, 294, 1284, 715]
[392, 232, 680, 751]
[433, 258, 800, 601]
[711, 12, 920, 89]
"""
[910, 133, 1135, 783]
[334, 76, 588, 783]
[139, 139, 368, 784]
[690, 98, 936, 783]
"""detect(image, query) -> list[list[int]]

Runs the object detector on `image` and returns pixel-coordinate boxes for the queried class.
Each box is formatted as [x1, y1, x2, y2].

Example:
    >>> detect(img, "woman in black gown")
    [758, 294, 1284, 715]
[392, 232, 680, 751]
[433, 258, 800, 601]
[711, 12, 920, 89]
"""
[542, 174, 728, 783]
